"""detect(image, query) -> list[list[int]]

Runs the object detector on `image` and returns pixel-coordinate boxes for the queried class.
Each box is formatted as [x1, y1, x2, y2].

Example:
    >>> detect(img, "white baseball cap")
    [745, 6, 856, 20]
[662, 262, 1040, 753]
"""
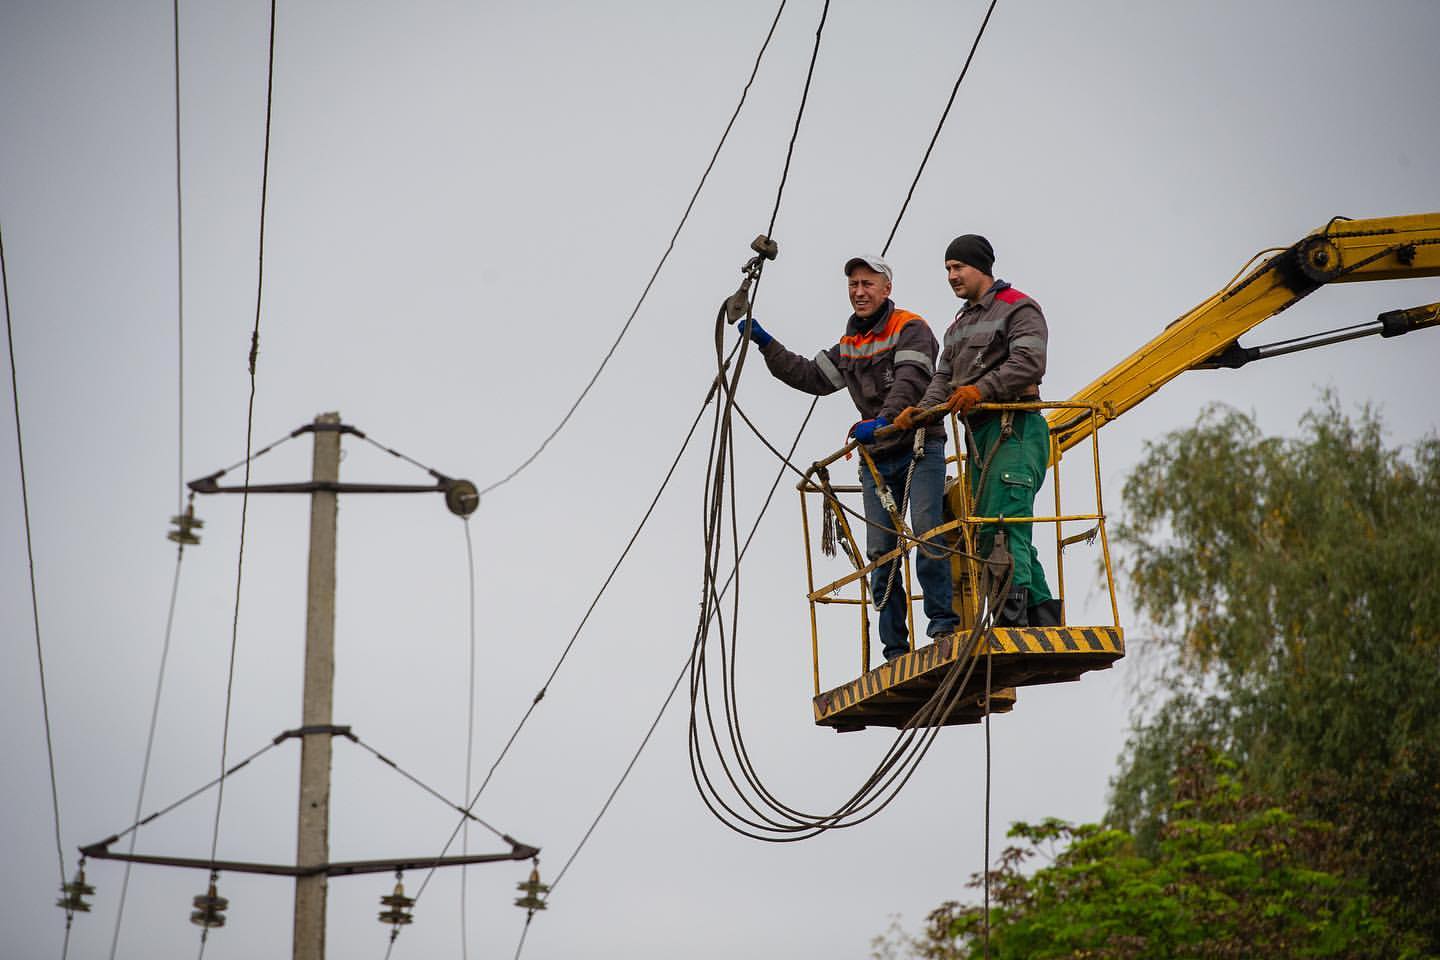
[843, 254, 892, 281]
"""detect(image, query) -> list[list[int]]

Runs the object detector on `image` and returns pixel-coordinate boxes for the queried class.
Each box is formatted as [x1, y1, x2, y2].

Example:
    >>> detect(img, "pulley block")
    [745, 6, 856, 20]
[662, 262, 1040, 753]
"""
[444, 478, 480, 517]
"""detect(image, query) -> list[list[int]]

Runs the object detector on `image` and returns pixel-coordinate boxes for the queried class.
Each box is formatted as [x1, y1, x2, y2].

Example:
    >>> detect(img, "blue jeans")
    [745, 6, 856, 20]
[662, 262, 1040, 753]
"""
[859, 438, 960, 661]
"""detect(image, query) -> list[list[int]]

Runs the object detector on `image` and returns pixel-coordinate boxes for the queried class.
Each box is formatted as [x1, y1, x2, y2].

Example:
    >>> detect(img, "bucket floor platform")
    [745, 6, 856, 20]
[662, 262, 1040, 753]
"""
[813, 625, 1124, 732]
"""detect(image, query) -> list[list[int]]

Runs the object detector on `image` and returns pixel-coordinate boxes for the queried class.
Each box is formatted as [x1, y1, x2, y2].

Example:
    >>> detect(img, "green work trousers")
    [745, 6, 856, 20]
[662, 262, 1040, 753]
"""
[966, 411, 1054, 603]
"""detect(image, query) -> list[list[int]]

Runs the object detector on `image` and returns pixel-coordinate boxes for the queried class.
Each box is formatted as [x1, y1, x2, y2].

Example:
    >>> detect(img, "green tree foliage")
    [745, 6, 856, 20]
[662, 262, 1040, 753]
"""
[1107, 397, 1440, 946]
[873, 750, 1426, 959]
[877, 398, 1440, 957]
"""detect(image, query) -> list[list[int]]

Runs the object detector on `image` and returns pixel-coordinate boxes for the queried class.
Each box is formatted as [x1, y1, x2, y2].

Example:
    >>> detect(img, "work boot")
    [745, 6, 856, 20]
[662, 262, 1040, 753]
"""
[995, 587, 1030, 627]
[1027, 598, 1064, 627]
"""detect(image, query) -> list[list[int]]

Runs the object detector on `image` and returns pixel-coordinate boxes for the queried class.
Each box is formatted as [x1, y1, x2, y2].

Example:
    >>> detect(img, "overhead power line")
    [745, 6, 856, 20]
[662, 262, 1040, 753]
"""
[476, 0, 793, 503]
[682, 0, 1009, 843]
[204, 4, 280, 953]
[3, 215, 74, 955]
[459, 517, 479, 960]
[109, 4, 191, 952]
[882, 0, 1000, 256]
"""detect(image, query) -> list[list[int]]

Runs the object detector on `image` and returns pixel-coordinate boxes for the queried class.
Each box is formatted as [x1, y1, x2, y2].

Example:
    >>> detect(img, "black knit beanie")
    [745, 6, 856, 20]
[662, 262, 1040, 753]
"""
[944, 234, 995, 276]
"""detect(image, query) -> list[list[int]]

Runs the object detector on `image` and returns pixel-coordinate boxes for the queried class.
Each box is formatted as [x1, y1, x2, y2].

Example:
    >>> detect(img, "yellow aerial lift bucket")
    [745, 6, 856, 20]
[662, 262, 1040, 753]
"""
[797, 402, 1124, 732]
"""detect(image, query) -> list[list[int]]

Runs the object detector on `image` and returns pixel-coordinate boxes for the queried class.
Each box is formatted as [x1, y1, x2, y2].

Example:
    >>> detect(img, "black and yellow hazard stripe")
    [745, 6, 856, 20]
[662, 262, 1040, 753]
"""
[813, 625, 1123, 726]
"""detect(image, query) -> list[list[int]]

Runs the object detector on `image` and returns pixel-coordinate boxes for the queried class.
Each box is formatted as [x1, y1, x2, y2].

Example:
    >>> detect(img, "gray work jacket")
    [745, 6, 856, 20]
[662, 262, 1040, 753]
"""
[920, 280, 1048, 408]
[760, 300, 944, 459]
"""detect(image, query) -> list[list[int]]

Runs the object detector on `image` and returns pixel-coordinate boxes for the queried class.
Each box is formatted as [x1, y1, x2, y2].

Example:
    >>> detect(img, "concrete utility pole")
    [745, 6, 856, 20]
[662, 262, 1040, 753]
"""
[294, 412, 340, 960]
[75, 411, 522, 955]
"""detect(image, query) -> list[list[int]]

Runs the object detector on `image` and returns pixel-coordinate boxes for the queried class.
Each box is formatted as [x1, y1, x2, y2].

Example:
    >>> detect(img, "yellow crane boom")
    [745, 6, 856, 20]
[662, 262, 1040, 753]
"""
[1048, 212, 1440, 455]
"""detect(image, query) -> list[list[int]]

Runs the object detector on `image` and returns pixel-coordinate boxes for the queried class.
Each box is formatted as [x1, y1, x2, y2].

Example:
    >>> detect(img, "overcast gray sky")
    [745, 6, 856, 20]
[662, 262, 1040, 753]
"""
[4, 1, 1439, 957]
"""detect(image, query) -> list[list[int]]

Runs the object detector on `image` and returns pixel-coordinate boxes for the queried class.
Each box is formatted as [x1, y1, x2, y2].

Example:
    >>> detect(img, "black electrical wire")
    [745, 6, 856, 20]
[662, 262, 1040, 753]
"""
[880, 0, 999, 257]
[546, 398, 818, 897]
[173, 0, 187, 514]
[686, 297, 1013, 841]
[476, 0, 792, 503]
[436, 0, 1001, 939]
[982, 642, 994, 958]
[110, 6, 190, 953]
[460, 517, 478, 960]
[395, 4, 832, 923]
[3, 215, 73, 950]
[513, 913, 534, 960]
[203, 3, 279, 949]
[765, 0, 828, 237]
[383, 350, 745, 960]
[727, 397, 984, 565]
[503, 399, 817, 960]
[393, 324, 768, 960]
[681, 0, 1010, 843]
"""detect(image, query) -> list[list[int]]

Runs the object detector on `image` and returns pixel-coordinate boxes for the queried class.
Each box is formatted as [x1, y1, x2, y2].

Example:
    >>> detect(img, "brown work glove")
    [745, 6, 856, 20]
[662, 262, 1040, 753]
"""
[894, 406, 925, 431]
[946, 383, 983, 414]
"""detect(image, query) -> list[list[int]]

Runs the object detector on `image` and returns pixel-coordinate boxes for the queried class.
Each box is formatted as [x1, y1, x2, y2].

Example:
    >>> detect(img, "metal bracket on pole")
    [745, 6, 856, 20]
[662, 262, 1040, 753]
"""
[77, 841, 542, 878]
[187, 418, 479, 517]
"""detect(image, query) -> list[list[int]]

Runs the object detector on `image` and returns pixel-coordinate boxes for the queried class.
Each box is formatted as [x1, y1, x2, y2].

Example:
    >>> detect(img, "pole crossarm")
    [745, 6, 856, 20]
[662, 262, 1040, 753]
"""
[185, 416, 479, 516]
[76, 843, 541, 878]
[189, 478, 454, 496]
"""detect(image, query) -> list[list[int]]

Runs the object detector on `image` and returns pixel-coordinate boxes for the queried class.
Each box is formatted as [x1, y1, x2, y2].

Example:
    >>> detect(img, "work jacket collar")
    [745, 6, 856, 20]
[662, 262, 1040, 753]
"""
[962, 280, 1009, 313]
[847, 298, 894, 335]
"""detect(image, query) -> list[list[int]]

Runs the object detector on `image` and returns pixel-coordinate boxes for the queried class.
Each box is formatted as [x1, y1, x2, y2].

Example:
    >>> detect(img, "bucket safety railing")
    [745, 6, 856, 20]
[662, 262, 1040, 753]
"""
[796, 400, 1119, 695]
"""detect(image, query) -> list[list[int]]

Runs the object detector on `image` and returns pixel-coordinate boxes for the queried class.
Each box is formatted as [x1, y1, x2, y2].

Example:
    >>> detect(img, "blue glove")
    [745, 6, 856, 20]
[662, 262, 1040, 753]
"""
[849, 416, 889, 444]
[737, 317, 772, 348]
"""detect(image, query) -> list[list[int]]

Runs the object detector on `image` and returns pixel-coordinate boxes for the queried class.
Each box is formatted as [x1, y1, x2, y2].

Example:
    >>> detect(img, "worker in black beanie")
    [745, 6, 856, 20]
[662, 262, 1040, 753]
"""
[944, 233, 994, 277]
[895, 234, 1062, 628]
